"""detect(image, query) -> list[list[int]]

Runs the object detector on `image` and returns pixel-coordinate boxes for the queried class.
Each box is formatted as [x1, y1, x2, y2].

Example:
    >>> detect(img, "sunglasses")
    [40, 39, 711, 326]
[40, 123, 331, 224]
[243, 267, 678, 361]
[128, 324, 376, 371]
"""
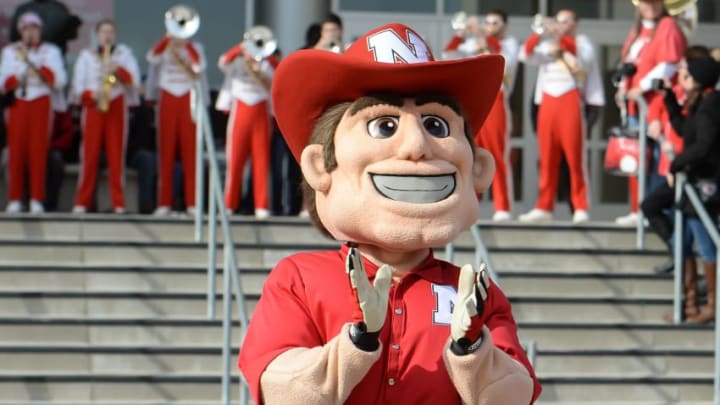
[484, 18, 504, 26]
[555, 17, 574, 24]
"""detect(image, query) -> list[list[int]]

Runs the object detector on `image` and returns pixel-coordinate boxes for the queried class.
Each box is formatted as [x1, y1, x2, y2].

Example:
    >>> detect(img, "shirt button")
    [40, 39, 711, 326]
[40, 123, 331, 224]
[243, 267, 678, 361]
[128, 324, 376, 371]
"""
[388, 378, 396, 386]
[394, 308, 403, 315]
[392, 344, 400, 350]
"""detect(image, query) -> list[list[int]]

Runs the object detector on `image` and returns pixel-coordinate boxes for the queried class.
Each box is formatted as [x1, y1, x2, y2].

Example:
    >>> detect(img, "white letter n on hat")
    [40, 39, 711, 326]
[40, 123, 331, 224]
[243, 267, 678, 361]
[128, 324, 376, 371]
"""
[366, 28, 432, 64]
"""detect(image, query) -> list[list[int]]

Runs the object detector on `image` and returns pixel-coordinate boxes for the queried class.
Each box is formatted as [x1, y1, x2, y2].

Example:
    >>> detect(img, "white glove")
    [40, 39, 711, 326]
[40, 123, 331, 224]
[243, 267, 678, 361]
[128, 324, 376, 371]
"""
[346, 246, 392, 333]
[450, 263, 491, 355]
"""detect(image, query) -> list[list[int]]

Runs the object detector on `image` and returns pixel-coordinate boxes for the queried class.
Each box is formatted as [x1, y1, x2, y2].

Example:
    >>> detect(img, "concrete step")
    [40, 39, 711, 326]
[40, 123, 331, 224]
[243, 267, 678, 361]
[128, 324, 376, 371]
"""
[535, 350, 713, 377]
[0, 239, 668, 273]
[537, 378, 712, 403]
[499, 272, 673, 298]
[0, 292, 259, 318]
[0, 215, 664, 250]
[0, 375, 241, 402]
[0, 265, 267, 295]
[522, 323, 714, 351]
[0, 291, 676, 324]
[0, 265, 678, 299]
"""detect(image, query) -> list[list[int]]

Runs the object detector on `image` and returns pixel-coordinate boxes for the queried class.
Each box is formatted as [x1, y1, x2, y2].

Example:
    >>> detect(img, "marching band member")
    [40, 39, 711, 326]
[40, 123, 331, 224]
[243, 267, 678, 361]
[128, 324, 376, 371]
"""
[145, 22, 208, 216]
[1, 11, 66, 214]
[443, 11, 519, 221]
[216, 28, 277, 218]
[71, 19, 140, 214]
[518, 9, 605, 223]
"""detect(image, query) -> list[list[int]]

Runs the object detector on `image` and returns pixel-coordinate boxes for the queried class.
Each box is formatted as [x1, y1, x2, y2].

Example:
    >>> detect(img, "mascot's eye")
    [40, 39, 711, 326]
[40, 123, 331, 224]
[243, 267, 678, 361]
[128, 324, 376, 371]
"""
[422, 115, 450, 138]
[367, 116, 399, 138]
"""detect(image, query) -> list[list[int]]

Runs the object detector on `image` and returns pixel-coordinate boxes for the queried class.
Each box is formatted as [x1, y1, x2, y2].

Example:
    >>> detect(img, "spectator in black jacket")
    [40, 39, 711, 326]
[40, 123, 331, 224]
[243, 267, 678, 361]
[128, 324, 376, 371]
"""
[642, 56, 720, 323]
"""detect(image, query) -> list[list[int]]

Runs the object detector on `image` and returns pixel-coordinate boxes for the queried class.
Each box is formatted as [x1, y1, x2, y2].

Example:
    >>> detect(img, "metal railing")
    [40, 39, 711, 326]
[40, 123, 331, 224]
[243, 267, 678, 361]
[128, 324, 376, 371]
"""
[619, 94, 649, 250]
[191, 82, 250, 405]
[445, 223, 537, 367]
[670, 172, 720, 405]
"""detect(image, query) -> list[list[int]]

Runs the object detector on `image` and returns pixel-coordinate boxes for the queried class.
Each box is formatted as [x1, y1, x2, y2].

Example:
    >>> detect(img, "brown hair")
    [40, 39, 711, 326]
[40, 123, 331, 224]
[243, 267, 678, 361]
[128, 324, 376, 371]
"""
[95, 19, 115, 32]
[301, 93, 475, 238]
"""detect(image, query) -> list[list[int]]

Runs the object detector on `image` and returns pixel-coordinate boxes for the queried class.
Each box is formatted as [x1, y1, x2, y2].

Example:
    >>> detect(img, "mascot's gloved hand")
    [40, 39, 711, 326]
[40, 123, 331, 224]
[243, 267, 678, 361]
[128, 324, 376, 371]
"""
[346, 246, 392, 351]
[450, 263, 491, 355]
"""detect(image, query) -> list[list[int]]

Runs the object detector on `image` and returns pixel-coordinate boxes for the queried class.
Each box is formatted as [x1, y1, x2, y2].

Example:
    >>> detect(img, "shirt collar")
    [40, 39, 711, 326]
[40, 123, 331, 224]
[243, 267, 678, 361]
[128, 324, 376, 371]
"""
[338, 244, 447, 284]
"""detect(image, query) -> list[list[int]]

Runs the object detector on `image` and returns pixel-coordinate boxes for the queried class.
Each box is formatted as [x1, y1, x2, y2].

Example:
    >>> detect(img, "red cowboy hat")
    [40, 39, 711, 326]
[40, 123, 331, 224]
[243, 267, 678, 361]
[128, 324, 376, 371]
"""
[272, 23, 504, 162]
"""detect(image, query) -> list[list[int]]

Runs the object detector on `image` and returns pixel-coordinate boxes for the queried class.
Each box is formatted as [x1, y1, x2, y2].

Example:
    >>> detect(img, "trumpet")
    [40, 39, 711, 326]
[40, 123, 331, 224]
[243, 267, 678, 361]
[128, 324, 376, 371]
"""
[531, 14, 559, 36]
[451, 11, 468, 35]
[97, 44, 117, 112]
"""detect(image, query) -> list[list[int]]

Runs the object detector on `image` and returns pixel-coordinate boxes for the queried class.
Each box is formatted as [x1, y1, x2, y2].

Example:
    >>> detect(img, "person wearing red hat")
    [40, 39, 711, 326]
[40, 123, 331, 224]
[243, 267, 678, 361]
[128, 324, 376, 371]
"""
[71, 19, 141, 214]
[216, 38, 278, 218]
[614, 0, 686, 226]
[239, 23, 540, 405]
[1, 11, 66, 214]
[145, 30, 208, 216]
[518, 9, 605, 224]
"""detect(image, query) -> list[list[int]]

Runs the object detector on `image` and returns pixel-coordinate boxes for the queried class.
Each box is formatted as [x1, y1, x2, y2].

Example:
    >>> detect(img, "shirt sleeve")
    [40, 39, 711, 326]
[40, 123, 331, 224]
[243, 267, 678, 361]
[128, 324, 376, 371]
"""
[43, 45, 67, 90]
[238, 257, 378, 404]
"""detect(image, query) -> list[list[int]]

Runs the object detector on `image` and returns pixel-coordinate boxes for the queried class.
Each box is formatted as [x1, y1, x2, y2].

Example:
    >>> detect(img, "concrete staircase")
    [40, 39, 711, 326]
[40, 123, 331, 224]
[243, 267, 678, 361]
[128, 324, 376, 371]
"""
[0, 215, 714, 404]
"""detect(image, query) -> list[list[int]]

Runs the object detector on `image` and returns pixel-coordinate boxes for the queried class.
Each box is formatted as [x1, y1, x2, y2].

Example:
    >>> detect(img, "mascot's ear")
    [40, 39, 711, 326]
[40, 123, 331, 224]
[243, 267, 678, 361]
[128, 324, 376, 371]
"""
[301, 144, 332, 193]
[473, 147, 495, 194]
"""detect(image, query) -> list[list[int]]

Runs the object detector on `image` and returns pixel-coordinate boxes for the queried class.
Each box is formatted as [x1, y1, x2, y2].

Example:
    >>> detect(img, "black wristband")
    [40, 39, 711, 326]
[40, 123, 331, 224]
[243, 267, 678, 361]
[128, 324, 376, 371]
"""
[348, 322, 380, 352]
[450, 335, 484, 356]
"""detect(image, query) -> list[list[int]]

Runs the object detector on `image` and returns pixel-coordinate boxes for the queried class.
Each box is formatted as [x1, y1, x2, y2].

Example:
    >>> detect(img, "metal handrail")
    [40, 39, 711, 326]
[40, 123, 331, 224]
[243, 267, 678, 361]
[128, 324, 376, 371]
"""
[619, 94, 650, 250]
[671, 172, 720, 405]
[191, 82, 250, 405]
[446, 223, 537, 367]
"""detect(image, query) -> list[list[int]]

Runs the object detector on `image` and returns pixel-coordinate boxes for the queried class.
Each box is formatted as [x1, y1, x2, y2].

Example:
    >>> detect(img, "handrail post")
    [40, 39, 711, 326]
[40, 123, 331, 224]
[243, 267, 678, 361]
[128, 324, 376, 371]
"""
[194, 87, 205, 243]
[672, 173, 685, 324]
[680, 182, 720, 405]
[633, 94, 648, 250]
[471, 224, 500, 286]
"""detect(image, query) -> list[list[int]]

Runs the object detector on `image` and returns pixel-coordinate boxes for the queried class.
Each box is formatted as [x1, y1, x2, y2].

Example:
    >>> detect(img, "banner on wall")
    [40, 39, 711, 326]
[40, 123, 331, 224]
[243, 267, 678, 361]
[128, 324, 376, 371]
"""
[0, 0, 113, 56]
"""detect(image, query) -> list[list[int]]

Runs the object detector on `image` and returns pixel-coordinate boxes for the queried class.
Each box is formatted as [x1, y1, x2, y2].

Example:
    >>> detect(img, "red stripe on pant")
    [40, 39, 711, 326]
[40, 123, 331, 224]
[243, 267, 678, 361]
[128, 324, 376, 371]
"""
[629, 176, 639, 213]
[75, 96, 127, 209]
[5, 96, 52, 202]
[157, 90, 196, 208]
[535, 89, 589, 211]
[224, 100, 270, 211]
[475, 90, 512, 212]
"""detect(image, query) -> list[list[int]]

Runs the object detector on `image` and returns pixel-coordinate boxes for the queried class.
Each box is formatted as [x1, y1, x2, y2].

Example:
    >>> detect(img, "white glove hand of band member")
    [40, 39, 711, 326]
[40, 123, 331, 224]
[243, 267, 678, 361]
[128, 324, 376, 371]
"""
[450, 263, 491, 354]
[346, 246, 392, 333]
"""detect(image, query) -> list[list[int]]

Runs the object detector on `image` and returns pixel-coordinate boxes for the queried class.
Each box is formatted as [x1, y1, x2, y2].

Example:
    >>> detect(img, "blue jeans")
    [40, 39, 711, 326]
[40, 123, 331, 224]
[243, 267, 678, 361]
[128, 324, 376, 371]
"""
[672, 216, 719, 262]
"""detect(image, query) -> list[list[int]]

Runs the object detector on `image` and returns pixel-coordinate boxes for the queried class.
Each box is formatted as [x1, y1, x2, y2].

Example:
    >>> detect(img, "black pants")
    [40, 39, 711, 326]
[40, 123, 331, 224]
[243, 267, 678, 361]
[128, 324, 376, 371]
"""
[641, 182, 675, 245]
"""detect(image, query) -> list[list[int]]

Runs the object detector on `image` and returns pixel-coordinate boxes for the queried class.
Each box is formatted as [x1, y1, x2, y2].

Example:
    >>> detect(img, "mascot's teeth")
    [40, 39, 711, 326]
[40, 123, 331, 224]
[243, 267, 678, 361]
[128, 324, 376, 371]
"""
[371, 174, 456, 204]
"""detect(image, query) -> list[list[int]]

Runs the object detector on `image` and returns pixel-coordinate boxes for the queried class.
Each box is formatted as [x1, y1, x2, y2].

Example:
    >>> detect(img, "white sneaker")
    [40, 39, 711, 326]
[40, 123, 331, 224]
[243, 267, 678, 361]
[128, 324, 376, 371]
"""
[615, 212, 639, 226]
[5, 200, 22, 213]
[186, 206, 196, 216]
[255, 208, 270, 219]
[113, 207, 126, 214]
[153, 206, 171, 216]
[572, 210, 590, 224]
[492, 211, 512, 222]
[72, 206, 87, 214]
[298, 209, 310, 218]
[29, 200, 44, 214]
[518, 209, 552, 223]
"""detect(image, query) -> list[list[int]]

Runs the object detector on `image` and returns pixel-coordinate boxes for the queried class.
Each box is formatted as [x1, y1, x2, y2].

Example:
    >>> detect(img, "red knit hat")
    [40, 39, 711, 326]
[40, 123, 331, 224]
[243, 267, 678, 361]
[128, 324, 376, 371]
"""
[272, 23, 504, 162]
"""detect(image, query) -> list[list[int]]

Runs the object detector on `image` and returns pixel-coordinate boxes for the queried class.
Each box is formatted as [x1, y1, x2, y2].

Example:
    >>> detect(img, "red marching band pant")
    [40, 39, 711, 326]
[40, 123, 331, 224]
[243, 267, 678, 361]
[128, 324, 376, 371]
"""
[157, 90, 196, 208]
[475, 90, 512, 212]
[5, 96, 52, 202]
[535, 89, 589, 211]
[75, 95, 127, 209]
[224, 99, 270, 212]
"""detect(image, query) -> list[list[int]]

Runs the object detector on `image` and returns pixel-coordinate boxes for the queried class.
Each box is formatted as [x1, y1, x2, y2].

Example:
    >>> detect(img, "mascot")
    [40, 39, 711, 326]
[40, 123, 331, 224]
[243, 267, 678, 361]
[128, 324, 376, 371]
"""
[239, 23, 541, 404]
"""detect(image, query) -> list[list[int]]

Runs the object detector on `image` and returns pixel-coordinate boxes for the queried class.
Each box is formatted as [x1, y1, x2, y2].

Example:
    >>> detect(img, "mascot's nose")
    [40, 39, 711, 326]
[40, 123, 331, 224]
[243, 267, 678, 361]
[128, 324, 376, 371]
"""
[395, 116, 433, 161]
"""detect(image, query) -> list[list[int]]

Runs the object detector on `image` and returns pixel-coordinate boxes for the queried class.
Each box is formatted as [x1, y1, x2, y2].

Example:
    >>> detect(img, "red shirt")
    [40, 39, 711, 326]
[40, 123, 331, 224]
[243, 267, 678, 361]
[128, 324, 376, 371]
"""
[239, 245, 540, 404]
[621, 17, 686, 115]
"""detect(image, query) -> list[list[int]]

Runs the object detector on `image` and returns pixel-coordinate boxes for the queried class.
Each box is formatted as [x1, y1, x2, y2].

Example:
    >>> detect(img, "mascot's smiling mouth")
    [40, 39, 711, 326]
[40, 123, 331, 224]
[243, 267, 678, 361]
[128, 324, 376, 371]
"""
[371, 173, 456, 204]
